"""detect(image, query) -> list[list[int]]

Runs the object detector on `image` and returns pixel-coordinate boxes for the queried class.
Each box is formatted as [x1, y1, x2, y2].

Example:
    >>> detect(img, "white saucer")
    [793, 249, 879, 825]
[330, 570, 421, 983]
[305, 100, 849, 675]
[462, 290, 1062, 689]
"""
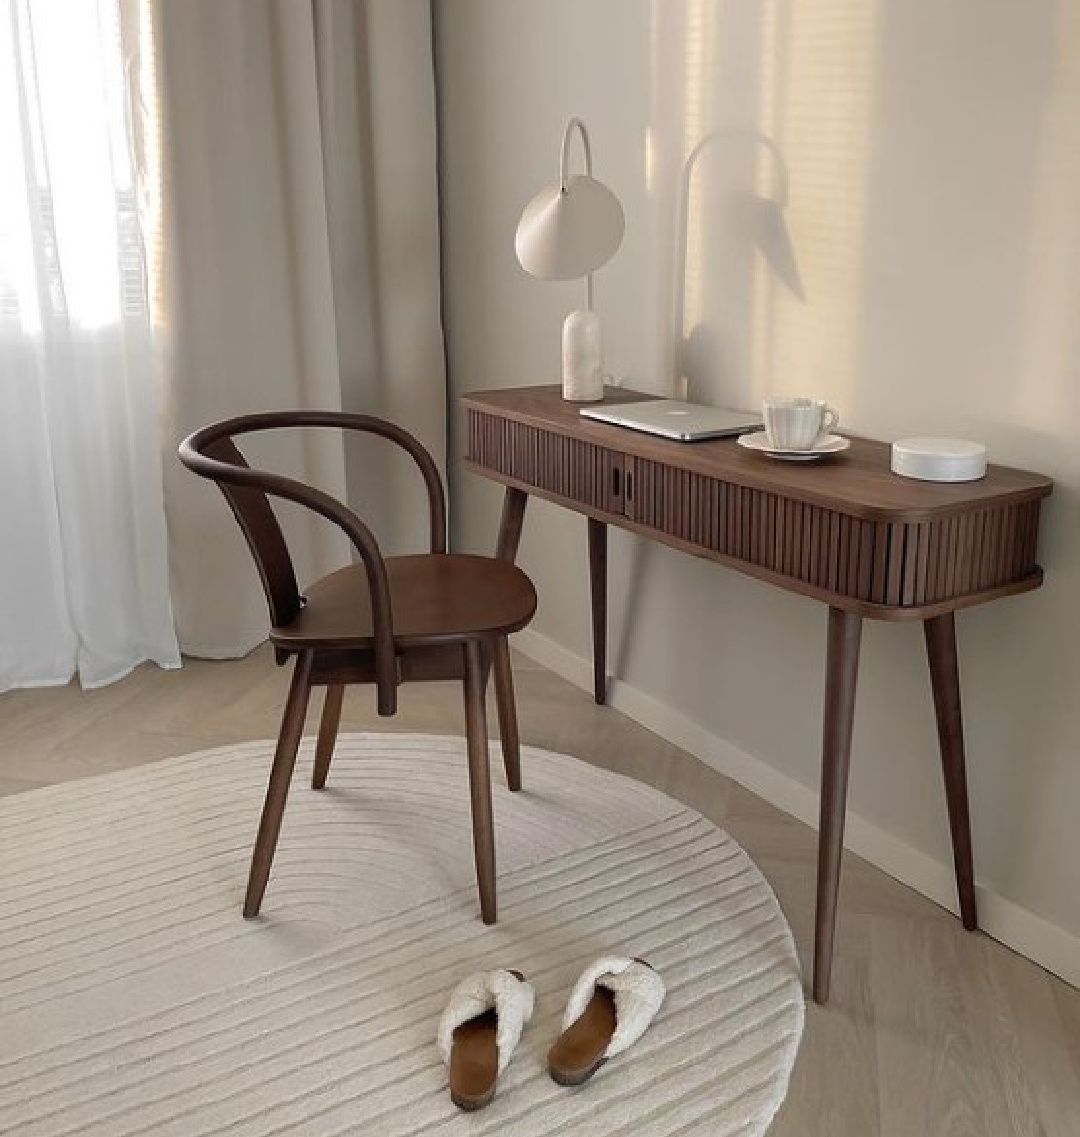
[737, 431, 851, 461]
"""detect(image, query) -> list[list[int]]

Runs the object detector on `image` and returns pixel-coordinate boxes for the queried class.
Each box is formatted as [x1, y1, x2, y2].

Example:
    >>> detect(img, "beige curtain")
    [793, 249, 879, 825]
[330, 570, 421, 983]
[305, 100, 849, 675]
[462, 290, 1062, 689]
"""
[131, 0, 446, 656]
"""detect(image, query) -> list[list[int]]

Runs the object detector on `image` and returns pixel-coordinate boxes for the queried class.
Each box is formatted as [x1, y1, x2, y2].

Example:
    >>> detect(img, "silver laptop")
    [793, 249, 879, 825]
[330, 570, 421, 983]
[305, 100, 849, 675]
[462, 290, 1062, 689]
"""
[580, 399, 762, 442]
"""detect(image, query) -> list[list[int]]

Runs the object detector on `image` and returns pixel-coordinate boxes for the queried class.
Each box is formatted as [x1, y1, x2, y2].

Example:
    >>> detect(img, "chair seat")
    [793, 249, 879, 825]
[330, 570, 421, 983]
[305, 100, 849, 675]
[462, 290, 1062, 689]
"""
[269, 554, 537, 651]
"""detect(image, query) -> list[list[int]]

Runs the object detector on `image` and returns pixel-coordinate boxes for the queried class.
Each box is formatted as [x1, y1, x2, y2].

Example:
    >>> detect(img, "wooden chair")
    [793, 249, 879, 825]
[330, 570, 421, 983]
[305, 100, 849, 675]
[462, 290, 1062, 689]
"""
[178, 411, 536, 924]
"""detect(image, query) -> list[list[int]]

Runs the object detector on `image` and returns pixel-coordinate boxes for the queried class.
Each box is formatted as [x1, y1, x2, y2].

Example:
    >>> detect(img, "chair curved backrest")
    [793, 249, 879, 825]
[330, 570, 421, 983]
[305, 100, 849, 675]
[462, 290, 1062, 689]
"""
[178, 410, 448, 716]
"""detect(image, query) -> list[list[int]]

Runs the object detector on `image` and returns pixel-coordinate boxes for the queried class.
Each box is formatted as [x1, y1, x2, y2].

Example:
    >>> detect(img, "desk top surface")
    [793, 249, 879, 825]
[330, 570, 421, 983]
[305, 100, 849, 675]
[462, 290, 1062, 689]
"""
[463, 385, 1053, 522]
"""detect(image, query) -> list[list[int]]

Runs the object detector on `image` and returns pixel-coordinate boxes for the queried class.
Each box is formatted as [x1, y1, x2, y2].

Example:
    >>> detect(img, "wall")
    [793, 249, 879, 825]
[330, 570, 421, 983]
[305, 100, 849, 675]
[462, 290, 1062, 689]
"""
[434, 0, 1080, 982]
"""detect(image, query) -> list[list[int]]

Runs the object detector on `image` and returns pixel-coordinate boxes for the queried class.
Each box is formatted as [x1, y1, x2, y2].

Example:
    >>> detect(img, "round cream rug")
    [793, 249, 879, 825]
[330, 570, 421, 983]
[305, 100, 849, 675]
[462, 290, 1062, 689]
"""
[0, 733, 804, 1136]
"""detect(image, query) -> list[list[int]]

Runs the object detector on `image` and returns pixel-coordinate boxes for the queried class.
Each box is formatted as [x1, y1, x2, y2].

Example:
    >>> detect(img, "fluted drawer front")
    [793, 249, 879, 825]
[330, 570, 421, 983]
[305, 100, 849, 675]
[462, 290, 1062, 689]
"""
[467, 406, 1045, 612]
[628, 458, 1042, 608]
[464, 388, 1050, 619]
[468, 410, 623, 513]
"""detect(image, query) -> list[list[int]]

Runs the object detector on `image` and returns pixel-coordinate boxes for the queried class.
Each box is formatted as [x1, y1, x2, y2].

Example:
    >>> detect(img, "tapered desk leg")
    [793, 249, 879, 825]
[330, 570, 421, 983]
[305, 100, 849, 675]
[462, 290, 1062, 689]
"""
[587, 518, 607, 705]
[813, 607, 863, 1004]
[492, 635, 522, 791]
[486, 487, 529, 688]
[496, 487, 528, 563]
[924, 612, 978, 931]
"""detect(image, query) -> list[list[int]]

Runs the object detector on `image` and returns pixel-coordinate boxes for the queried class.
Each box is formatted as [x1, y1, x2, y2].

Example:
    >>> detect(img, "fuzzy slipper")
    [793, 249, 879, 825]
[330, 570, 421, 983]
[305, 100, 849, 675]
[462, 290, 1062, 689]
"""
[548, 957, 665, 1086]
[437, 968, 535, 1110]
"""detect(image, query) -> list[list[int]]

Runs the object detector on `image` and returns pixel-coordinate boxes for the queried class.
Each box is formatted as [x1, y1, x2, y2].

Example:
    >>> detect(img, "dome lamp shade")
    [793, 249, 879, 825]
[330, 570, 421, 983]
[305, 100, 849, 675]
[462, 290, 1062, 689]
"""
[515, 174, 624, 281]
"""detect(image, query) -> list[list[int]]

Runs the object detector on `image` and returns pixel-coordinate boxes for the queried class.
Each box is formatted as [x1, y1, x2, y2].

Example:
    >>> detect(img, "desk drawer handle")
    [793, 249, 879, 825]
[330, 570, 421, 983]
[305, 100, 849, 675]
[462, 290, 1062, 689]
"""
[611, 466, 621, 498]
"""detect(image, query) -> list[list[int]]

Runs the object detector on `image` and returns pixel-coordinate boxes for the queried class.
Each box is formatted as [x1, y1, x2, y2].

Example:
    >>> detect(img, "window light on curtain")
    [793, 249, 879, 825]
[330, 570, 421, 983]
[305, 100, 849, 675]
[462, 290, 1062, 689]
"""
[0, 0, 179, 690]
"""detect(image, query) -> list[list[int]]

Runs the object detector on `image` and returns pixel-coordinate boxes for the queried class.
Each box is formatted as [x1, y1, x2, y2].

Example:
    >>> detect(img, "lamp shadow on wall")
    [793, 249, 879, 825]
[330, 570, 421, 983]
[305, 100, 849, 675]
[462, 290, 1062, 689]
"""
[674, 129, 805, 403]
[613, 124, 807, 686]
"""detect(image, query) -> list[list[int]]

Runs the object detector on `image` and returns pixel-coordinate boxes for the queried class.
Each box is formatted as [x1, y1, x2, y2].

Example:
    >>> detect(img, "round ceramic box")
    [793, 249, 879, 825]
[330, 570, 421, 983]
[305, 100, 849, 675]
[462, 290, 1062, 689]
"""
[891, 437, 988, 483]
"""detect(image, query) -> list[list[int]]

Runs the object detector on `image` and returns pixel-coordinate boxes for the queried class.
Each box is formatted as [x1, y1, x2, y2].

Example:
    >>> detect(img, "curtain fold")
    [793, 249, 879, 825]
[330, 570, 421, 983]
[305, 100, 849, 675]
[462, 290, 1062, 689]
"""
[149, 0, 446, 657]
[0, 0, 180, 691]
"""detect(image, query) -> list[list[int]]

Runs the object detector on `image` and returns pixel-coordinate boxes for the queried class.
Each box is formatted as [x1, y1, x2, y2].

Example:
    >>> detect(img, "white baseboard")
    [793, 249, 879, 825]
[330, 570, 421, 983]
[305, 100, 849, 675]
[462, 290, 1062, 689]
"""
[513, 627, 1080, 990]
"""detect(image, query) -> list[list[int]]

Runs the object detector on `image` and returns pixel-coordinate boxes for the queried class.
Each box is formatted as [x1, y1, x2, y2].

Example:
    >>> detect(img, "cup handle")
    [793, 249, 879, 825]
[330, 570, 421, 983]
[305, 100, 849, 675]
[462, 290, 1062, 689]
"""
[821, 407, 840, 433]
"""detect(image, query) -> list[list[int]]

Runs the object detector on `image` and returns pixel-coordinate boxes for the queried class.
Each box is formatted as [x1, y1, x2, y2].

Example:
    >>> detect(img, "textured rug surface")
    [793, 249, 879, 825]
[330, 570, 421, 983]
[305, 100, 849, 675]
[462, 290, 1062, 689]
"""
[0, 733, 803, 1136]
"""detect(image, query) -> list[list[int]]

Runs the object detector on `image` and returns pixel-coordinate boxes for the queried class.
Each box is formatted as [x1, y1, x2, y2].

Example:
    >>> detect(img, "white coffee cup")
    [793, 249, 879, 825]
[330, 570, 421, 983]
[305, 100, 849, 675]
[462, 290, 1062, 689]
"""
[762, 397, 839, 451]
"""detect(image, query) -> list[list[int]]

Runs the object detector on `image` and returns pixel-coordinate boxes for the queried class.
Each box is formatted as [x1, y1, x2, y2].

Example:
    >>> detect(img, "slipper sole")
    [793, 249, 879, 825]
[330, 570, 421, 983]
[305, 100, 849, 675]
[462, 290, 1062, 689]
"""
[447, 969, 526, 1110]
[547, 986, 618, 1086]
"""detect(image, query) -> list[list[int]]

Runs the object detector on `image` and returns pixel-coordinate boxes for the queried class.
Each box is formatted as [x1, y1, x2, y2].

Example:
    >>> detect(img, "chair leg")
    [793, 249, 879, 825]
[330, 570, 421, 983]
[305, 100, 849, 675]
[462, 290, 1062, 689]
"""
[243, 651, 314, 918]
[491, 636, 522, 791]
[463, 640, 497, 924]
[311, 684, 344, 790]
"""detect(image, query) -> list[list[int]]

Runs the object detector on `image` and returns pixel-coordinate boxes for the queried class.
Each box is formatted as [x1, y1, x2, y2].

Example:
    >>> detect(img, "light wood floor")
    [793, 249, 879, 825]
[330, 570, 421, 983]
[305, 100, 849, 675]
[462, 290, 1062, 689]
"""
[2, 646, 1078, 1136]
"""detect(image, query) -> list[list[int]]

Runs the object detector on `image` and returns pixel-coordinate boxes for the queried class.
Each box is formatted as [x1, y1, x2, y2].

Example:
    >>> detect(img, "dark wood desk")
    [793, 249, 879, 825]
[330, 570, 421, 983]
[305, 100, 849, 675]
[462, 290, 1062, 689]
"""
[462, 385, 1052, 1002]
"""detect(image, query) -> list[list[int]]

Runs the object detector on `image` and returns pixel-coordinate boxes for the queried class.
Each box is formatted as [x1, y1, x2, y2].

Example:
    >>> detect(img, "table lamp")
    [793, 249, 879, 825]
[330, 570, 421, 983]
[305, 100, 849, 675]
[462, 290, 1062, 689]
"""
[515, 117, 624, 402]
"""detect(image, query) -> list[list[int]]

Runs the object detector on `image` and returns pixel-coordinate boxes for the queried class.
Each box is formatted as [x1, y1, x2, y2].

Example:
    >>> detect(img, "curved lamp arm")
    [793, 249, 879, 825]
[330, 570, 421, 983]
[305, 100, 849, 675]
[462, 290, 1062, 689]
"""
[559, 116, 594, 189]
[560, 116, 595, 310]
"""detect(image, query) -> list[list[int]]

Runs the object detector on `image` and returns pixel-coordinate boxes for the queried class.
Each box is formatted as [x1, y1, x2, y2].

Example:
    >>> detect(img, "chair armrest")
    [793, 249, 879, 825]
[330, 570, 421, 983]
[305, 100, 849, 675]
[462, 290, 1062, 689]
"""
[247, 410, 448, 553]
[179, 430, 397, 715]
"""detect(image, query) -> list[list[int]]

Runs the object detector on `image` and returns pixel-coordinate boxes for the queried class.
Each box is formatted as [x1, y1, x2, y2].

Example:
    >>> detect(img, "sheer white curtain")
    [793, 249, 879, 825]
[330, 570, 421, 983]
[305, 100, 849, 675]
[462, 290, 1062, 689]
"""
[0, 0, 180, 690]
